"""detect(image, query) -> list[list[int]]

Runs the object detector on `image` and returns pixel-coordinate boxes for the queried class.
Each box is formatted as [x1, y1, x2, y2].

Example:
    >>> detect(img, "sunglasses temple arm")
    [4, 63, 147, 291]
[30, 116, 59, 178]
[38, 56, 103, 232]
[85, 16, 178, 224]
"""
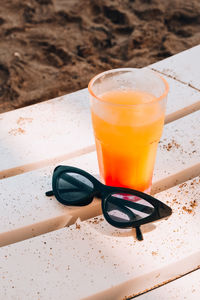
[136, 226, 143, 241]
[46, 190, 54, 197]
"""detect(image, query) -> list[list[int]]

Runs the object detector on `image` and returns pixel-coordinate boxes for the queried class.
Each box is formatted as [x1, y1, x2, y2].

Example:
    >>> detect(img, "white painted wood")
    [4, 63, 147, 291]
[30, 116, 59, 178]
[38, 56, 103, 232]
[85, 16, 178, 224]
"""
[152, 109, 200, 194]
[0, 89, 95, 178]
[0, 47, 199, 299]
[136, 269, 200, 300]
[0, 176, 200, 300]
[0, 110, 200, 246]
[150, 45, 200, 90]
[153, 73, 200, 124]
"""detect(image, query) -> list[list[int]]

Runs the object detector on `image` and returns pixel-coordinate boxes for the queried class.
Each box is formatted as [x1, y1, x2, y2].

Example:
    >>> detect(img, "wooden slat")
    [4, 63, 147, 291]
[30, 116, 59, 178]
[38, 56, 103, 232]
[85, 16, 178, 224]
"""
[0, 89, 95, 179]
[151, 72, 200, 124]
[136, 269, 200, 300]
[152, 109, 200, 194]
[150, 45, 200, 90]
[0, 110, 200, 246]
[0, 176, 200, 300]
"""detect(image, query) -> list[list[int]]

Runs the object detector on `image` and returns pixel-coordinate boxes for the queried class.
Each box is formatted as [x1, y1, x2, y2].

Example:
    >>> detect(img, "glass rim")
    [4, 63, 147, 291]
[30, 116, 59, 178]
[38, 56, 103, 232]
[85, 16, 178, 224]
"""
[88, 67, 169, 107]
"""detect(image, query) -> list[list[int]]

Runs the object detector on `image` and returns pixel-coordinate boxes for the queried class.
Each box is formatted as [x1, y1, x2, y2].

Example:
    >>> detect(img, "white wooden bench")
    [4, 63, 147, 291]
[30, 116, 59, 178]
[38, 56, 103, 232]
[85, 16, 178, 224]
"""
[0, 45, 200, 299]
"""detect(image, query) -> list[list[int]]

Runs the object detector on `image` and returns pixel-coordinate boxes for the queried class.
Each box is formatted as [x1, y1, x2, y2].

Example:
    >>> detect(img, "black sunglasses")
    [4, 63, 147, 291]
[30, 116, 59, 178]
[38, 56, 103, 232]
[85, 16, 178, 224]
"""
[46, 166, 172, 241]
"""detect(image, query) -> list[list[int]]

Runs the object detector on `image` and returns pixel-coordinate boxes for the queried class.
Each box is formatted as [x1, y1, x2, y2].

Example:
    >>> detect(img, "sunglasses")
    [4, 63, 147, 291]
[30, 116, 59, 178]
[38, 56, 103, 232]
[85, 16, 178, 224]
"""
[46, 166, 172, 241]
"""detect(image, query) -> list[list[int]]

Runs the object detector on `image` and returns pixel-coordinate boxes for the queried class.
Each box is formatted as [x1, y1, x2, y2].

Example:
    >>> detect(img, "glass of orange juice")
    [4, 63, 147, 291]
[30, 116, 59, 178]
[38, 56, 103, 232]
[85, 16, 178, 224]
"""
[88, 68, 169, 194]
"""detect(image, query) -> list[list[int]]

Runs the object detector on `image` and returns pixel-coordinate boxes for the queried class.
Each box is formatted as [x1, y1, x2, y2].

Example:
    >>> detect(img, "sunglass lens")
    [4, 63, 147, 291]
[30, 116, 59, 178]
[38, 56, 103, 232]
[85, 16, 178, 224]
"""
[57, 172, 94, 203]
[105, 193, 154, 225]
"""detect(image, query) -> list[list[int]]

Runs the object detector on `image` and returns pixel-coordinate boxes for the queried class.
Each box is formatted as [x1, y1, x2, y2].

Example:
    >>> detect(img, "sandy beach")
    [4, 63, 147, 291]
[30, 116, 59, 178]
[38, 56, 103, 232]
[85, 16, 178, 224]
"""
[0, 0, 200, 113]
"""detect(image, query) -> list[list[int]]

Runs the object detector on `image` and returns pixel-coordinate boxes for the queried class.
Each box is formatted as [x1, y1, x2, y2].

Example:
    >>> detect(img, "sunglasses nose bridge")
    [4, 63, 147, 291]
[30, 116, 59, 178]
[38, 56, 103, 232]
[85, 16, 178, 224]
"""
[91, 180, 108, 199]
[92, 184, 104, 199]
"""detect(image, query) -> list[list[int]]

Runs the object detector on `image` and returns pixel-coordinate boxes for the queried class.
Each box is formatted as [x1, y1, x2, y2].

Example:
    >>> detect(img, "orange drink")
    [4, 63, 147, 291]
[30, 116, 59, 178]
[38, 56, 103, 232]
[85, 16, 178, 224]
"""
[88, 68, 169, 193]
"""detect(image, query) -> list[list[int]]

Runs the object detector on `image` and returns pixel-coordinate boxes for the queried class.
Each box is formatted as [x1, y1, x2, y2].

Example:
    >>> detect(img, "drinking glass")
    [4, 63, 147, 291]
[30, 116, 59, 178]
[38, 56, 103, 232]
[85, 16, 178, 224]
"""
[88, 68, 169, 193]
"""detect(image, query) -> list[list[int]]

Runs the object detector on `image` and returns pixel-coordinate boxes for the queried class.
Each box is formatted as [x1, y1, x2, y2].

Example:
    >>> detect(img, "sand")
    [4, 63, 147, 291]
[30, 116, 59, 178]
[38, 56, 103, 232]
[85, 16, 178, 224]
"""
[0, 0, 200, 113]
